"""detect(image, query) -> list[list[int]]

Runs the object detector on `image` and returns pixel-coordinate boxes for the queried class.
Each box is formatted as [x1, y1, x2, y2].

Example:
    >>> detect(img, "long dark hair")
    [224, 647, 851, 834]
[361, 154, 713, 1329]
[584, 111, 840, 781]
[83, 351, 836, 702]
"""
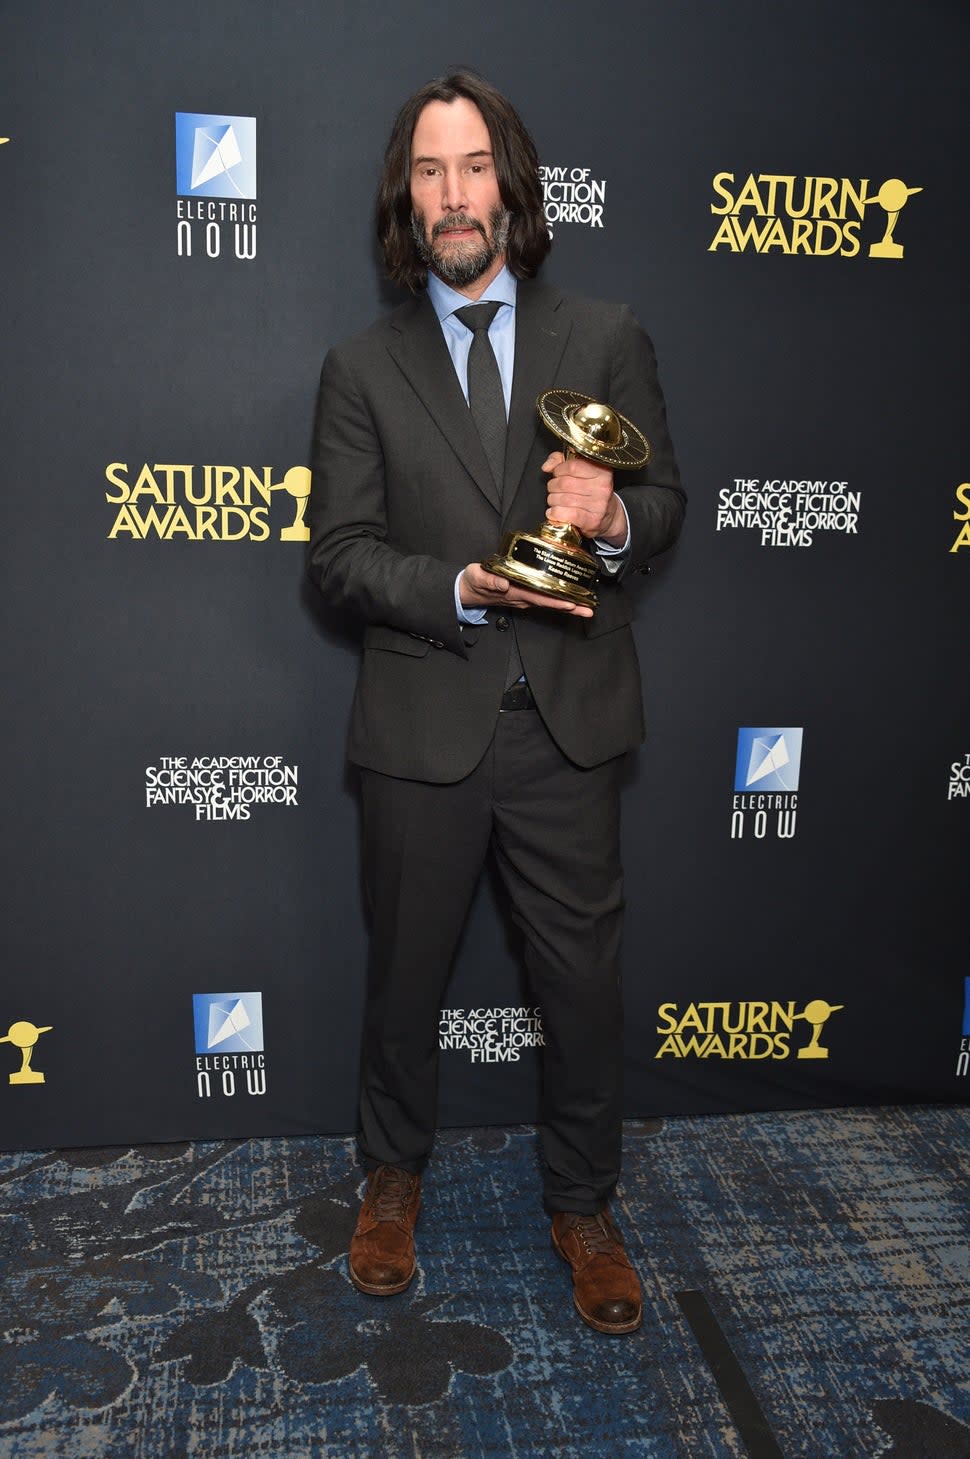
[377, 71, 551, 291]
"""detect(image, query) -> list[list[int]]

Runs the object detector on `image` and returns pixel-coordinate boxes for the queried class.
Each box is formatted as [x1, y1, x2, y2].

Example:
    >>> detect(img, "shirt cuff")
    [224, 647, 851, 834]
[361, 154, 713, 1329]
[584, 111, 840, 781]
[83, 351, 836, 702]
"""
[455, 570, 488, 625]
[593, 497, 631, 574]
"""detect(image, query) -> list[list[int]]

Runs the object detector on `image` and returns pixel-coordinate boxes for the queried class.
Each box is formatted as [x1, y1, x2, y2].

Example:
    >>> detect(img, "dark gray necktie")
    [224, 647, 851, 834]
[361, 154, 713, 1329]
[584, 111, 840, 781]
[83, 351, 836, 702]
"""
[455, 302, 506, 498]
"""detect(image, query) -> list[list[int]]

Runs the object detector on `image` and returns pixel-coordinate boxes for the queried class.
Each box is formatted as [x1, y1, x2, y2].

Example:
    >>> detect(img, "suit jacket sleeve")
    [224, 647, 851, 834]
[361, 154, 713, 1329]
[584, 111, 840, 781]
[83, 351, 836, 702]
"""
[604, 304, 686, 577]
[307, 344, 467, 656]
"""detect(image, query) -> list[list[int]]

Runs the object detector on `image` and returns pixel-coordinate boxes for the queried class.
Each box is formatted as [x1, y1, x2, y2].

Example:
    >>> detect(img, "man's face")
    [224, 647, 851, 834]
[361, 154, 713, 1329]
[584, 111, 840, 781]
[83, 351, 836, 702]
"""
[410, 97, 509, 294]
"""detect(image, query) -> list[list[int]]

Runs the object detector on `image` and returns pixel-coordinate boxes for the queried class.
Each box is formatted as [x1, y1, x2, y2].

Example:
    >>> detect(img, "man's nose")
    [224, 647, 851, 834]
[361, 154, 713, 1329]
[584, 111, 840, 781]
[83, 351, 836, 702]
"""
[440, 167, 468, 213]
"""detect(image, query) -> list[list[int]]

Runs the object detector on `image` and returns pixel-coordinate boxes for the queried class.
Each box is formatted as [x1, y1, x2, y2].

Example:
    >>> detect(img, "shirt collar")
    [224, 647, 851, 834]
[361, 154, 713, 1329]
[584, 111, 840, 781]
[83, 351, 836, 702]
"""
[426, 264, 517, 324]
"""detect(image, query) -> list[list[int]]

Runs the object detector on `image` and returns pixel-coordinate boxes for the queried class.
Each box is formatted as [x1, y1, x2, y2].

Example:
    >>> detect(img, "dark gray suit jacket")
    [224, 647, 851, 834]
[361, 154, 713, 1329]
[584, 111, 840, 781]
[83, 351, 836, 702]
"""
[307, 279, 685, 782]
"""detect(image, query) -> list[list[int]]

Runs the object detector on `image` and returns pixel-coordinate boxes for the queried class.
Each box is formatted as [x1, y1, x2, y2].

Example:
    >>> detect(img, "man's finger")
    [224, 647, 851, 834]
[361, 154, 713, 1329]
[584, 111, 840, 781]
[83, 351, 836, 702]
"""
[541, 451, 565, 472]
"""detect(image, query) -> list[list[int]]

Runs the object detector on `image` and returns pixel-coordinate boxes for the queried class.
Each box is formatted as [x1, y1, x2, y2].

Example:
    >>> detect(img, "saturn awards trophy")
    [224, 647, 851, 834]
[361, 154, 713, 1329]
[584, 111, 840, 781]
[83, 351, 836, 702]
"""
[482, 390, 651, 610]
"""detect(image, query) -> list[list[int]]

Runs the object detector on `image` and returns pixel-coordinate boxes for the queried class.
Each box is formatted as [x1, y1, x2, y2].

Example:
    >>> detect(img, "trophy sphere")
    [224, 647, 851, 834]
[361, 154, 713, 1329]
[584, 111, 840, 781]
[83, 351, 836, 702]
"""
[537, 389, 650, 470]
[801, 999, 843, 1023]
[1, 1021, 51, 1047]
[876, 178, 920, 212]
[565, 401, 623, 452]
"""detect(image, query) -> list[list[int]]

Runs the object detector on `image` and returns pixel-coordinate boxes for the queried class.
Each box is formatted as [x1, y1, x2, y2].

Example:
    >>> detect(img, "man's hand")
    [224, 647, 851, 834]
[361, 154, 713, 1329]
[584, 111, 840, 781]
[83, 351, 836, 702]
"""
[542, 451, 625, 544]
[459, 562, 594, 617]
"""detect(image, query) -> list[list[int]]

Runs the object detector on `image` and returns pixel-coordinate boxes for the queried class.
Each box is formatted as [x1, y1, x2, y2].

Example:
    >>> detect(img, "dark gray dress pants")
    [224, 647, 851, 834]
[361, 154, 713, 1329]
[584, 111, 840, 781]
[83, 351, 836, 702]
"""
[356, 705, 626, 1214]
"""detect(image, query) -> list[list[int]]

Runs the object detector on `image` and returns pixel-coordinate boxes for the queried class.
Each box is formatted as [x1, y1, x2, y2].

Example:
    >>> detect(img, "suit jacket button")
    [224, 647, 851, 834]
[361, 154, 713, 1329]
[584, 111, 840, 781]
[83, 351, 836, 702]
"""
[495, 615, 511, 632]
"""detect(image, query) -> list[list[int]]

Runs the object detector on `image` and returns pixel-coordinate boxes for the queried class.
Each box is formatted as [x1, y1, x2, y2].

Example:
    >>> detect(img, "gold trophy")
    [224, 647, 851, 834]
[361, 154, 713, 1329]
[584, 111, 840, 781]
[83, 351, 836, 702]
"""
[0, 1020, 53, 1084]
[482, 390, 650, 610]
[795, 1000, 843, 1060]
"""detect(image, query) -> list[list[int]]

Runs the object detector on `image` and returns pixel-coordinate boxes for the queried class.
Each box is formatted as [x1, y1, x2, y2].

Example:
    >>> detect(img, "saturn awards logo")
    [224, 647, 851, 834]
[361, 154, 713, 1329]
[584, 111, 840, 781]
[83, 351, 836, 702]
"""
[709, 173, 921, 259]
[193, 992, 266, 1099]
[950, 484, 970, 553]
[731, 728, 801, 840]
[105, 462, 310, 542]
[655, 999, 843, 1061]
[1, 1019, 53, 1086]
[175, 112, 257, 260]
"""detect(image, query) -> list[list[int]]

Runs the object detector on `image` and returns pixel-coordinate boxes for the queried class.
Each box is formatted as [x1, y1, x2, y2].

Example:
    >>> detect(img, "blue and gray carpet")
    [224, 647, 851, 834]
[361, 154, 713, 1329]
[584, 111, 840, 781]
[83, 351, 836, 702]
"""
[1, 1106, 968, 1457]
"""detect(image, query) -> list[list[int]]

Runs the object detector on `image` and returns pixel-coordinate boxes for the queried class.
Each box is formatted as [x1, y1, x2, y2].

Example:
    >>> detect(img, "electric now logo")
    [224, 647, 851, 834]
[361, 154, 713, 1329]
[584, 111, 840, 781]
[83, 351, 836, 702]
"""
[731, 728, 802, 840]
[175, 113, 257, 260]
[192, 992, 266, 1099]
[957, 978, 970, 1079]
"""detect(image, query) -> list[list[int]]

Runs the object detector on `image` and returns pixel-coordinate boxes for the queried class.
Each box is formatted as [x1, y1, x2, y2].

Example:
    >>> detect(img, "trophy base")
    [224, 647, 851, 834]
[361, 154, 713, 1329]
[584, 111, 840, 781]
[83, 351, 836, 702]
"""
[868, 240, 904, 259]
[482, 523, 599, 610]
[9, 1070, 45, 1084]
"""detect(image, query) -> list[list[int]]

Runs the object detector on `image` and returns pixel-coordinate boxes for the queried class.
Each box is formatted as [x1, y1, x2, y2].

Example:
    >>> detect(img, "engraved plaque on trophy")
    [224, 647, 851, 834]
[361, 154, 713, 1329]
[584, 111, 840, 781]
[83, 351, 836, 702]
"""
[482, 390, 650, 610]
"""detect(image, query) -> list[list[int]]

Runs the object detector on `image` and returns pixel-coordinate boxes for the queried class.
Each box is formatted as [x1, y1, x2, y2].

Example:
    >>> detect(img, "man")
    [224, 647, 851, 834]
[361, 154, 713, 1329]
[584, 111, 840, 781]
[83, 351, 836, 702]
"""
[308, 72, 685, 1335]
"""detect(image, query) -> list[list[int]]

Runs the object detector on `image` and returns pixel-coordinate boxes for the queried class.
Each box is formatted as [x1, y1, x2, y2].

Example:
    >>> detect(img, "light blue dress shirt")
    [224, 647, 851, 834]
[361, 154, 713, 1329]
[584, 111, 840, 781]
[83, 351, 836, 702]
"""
[427, 267, 517, 417]
[425, 267, 630, 625]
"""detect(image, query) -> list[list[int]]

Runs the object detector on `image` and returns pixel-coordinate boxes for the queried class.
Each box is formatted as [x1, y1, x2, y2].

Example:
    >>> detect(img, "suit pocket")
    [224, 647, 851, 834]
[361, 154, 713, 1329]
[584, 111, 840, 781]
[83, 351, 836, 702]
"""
[363, 624, 431, 657]
[583, 591, 632, 639]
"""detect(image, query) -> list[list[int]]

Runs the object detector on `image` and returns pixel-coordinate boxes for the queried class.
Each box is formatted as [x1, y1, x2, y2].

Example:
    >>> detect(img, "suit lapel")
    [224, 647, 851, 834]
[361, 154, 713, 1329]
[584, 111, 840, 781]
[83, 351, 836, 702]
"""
[503, 282, 571, 519]
[386, 293, 502, 512]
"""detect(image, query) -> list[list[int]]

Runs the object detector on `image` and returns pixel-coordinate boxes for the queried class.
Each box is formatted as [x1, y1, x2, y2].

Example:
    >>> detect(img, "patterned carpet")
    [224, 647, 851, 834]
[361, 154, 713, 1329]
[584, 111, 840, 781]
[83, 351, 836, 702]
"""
[0, 1106, 968, 1458]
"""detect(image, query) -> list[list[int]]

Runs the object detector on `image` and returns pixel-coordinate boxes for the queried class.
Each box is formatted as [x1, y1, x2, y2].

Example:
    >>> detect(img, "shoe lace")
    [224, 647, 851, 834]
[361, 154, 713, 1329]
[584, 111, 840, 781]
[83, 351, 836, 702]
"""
[572, 1213, 619, 1258]
[370, 1167, 415, 1222]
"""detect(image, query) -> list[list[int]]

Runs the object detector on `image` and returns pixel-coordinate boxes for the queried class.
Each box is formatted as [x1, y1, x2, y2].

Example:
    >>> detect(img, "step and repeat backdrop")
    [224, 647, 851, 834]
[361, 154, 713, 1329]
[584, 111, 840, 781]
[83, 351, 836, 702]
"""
[1, 1, 966, 1150]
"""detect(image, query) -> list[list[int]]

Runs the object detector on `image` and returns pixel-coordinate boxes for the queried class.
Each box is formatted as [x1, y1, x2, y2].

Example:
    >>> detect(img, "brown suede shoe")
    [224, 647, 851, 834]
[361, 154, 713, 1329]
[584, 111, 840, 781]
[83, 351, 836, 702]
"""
[349, 1165, 422, 1295]
[551, 1208, 642, 1334]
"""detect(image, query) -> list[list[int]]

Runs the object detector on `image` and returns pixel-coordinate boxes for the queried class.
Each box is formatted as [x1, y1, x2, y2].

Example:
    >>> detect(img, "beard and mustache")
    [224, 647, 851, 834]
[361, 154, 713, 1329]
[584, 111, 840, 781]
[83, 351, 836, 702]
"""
[411, 205, 511, 288]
